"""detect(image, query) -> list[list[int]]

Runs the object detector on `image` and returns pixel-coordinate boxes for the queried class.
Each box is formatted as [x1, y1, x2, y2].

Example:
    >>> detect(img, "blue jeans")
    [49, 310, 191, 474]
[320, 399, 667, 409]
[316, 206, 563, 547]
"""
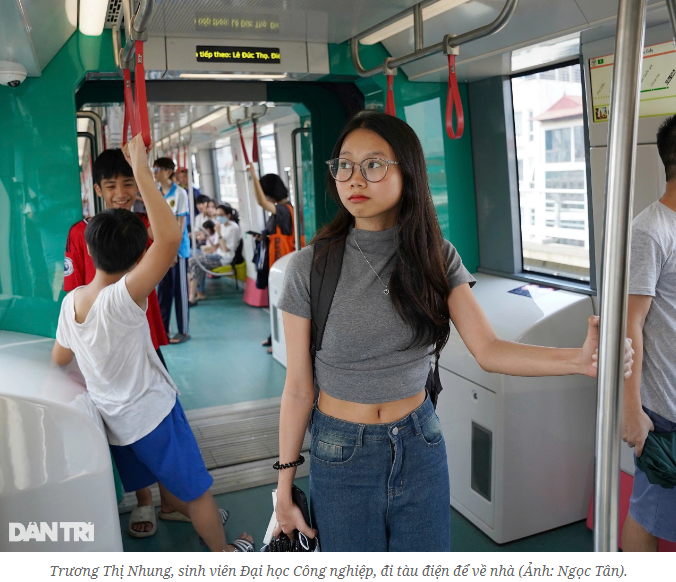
[629, 406, 676, 542]
[309, 395, 451, 551]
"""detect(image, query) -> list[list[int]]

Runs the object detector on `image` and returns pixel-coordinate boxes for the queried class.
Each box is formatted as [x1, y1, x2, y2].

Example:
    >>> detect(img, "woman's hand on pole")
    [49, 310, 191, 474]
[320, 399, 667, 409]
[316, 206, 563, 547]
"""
[581, 315, 634, 379]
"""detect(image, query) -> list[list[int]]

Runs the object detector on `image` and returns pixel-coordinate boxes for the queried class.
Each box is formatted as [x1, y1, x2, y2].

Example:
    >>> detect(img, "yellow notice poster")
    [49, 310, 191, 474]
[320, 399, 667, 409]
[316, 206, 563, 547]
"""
[590, 41, 676, 122]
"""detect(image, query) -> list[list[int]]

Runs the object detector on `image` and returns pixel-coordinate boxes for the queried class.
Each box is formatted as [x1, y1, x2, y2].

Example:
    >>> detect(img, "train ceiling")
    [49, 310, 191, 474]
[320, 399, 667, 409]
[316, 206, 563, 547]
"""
[1, 0, 673, 82]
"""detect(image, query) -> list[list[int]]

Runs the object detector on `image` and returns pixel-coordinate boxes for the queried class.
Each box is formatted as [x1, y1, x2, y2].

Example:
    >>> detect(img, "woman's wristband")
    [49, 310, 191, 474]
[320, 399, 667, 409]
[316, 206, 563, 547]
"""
[273, 455, 305, 471]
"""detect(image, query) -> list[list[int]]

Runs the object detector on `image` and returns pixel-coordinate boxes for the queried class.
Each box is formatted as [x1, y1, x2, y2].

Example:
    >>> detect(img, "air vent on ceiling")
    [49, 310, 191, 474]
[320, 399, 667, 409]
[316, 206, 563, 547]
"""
[105, 0, 124, 28]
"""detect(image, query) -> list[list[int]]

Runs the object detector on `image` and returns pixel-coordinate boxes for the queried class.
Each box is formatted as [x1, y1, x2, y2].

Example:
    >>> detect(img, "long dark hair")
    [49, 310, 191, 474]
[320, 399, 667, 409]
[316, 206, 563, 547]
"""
[313, 112, 451, 355]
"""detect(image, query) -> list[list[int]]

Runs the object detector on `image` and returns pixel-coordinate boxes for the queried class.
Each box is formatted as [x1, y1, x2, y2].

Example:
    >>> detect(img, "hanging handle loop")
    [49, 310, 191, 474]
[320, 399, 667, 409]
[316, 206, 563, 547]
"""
[445, 54, 464, 140]
[385, 74, 396, 116]
[122, 41, 151, 147]
[251, 119, 259, 164]
[122, 69, 133, 145]
[238, 123, 250, 166]
[134, 41, 151, 147]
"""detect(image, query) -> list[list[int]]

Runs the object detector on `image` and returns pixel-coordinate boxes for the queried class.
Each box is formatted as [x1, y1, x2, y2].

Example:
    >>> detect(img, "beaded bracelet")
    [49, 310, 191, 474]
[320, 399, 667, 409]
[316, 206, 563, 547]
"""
[273, 455, 305, 471]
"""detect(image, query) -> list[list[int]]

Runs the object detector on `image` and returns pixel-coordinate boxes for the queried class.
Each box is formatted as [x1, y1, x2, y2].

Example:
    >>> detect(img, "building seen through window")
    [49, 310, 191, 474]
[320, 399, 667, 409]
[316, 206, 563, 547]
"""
[512, 64, 590, 281]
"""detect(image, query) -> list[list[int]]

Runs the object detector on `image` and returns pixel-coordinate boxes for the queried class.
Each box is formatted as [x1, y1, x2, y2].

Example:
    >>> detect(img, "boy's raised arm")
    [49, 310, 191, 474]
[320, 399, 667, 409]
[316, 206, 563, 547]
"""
[124, 135, 183, 306]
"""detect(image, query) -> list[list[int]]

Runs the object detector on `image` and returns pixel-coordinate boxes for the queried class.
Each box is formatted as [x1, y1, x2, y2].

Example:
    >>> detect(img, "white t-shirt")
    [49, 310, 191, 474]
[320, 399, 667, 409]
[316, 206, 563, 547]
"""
[56, 276, 178, 446]
[194, 212, 208, 232]
[628, 201, 676, 422]
[217, 221, 241, 263]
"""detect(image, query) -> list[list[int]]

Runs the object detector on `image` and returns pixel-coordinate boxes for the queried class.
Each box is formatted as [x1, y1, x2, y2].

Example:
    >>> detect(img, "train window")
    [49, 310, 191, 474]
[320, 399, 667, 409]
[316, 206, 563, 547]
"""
[258, 124, 279, 176]
[215, 142, 238, 208]
[404, 97, 450, 238]
[512, 63, 590, 282]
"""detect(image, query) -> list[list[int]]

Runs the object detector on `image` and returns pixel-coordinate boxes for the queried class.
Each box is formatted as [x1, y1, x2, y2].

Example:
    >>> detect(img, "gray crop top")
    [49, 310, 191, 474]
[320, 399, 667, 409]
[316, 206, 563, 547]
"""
[277, 226, 476, 404]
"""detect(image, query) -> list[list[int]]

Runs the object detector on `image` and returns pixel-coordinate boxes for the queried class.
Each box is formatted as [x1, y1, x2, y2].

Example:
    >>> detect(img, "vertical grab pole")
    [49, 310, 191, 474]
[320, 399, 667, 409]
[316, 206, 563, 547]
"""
[594, 0, 646, 552]
[667, 0, 676, 42]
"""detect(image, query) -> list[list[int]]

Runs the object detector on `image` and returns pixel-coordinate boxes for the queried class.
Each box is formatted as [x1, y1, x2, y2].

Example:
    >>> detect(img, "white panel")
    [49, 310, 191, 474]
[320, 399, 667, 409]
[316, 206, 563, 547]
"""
[144, 36, 167, 72]
[0, 333, 122, 551]
[590, 145, 665, 286]
[438, 369, 496, 529]
[440, 273, 593, 392]
[306, 43, 330, 75]
[147, 0, 419, 44]
[438, 274, 597, 543]
[21, 0, 77, 71]
[270, 253, 295, 367]
[166, 37, 308, 74]
[576, 0, 664, 23]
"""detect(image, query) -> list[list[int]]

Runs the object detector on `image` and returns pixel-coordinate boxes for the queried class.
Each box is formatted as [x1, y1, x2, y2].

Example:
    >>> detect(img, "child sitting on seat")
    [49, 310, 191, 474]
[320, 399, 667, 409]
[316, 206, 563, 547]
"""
[52, 135, 253, 552]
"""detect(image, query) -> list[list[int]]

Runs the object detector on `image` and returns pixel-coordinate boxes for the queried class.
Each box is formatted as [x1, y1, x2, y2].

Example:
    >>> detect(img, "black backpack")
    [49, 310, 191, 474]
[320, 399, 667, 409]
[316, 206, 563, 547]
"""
[309, 237, 443, 408]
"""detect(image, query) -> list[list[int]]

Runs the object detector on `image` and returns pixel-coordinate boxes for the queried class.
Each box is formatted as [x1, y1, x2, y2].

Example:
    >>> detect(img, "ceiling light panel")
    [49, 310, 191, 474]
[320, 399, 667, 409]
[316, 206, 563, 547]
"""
[178, 73, 288, 80]
[360, 0, 472, 45]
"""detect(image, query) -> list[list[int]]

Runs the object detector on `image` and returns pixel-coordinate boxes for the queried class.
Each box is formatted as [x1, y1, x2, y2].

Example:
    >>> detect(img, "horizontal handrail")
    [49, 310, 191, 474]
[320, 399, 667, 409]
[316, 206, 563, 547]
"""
[119, 0, 154, 68]
[350, 0, 519, 78]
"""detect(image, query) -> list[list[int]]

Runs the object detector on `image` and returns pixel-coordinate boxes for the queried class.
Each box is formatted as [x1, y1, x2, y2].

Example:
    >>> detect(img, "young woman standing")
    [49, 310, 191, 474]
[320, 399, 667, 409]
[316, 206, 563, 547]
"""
[274, 112, 633, 552]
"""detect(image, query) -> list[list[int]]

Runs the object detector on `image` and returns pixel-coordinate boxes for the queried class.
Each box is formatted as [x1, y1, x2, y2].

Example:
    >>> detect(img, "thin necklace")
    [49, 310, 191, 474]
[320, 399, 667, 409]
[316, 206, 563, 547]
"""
[353, 233, 390, 295]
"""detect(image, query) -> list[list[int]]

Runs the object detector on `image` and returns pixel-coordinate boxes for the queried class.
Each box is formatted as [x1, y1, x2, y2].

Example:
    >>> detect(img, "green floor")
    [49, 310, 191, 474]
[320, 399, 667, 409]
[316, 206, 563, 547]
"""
[165, 278, 286, 410]
[120, 477, 592, 552]
[129, 277, 593, 552]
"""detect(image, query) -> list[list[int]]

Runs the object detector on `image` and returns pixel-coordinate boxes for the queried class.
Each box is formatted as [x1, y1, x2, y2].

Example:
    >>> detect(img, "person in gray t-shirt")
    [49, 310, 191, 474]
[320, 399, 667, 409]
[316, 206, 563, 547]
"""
[623, 115, 676, 551]
[273, 112, 633, 553]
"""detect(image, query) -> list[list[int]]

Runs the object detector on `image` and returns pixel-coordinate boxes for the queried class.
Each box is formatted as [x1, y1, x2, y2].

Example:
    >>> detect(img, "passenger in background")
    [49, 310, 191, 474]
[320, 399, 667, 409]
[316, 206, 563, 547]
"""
[206, 199, 217, 220]
[187, 205, 241, 306]
[248, 166, 298, 353]
[63, 148, 179, 538]
[274, 112, 633, 552]
[193, 195, 212, 241]
[154, 157, 191, 344]
[216, 204, 242, 261]
[52, 135, 253, 552]
[622, 115, 676, 552]
[175, 167, 201, 202]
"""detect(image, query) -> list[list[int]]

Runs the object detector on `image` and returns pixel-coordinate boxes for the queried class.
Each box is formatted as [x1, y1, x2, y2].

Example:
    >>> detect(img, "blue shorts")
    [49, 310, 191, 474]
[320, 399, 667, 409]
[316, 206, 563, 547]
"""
[629, 407, 676, 542]
[110, 399, 213, 502]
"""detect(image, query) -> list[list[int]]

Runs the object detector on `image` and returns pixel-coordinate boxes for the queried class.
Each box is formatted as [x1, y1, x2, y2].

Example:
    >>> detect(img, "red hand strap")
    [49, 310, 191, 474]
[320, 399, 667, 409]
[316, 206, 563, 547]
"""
[238, 124, 250, 166]
[385, 74, 396, 116]
[251, 120, 259, 164]
[122, 41, 151, 147]
[446, 55, 464, 140]
[134, 41, 151, 147]
[122, 69, 133, 146]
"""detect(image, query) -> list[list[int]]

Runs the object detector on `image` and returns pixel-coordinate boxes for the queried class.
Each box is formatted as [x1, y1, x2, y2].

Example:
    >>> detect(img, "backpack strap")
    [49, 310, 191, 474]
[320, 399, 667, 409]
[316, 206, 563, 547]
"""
[310, 237, 346, 367]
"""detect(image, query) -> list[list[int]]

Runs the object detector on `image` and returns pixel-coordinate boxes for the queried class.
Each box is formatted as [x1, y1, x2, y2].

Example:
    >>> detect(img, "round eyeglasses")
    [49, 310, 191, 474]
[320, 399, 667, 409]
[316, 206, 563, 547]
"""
[326, 158, 399, 183]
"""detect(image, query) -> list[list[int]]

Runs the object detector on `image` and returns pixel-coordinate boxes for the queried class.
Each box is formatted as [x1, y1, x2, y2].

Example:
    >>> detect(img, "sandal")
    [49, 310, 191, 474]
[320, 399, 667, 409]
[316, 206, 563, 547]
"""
[128, 506, 157, 538]
[158, 510, 191, 523]
[231, 537, 255, 552]
[262, 337, 272, 347]
[169, 333, 191, 344]
[188, 301, 198, 308]
[199, 508, 229, 546]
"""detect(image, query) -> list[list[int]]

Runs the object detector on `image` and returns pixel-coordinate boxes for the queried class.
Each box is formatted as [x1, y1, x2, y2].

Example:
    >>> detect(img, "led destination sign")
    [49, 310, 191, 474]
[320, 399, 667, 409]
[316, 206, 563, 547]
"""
[195, 13, 280, 33]
[196, 46, 281, 64]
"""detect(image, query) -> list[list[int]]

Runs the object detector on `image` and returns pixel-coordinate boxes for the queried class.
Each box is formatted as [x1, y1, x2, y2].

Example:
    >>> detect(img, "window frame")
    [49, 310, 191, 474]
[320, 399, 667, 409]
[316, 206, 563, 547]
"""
[508, 58, 594, 290]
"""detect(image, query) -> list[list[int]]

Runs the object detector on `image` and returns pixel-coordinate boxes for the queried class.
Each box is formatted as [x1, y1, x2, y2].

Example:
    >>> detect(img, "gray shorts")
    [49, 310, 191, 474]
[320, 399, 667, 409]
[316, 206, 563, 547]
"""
[629, 407, 676, 542]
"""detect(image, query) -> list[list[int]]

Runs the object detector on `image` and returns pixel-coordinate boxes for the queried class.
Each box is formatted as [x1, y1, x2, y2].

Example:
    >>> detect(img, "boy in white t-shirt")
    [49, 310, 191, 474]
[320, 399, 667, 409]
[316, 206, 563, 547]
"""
[52, 135, 253, 552]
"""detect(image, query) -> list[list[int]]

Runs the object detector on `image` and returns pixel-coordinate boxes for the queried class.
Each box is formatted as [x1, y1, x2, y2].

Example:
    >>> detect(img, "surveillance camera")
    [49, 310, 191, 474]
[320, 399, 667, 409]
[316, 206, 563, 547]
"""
[0, 61, 28, 88]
